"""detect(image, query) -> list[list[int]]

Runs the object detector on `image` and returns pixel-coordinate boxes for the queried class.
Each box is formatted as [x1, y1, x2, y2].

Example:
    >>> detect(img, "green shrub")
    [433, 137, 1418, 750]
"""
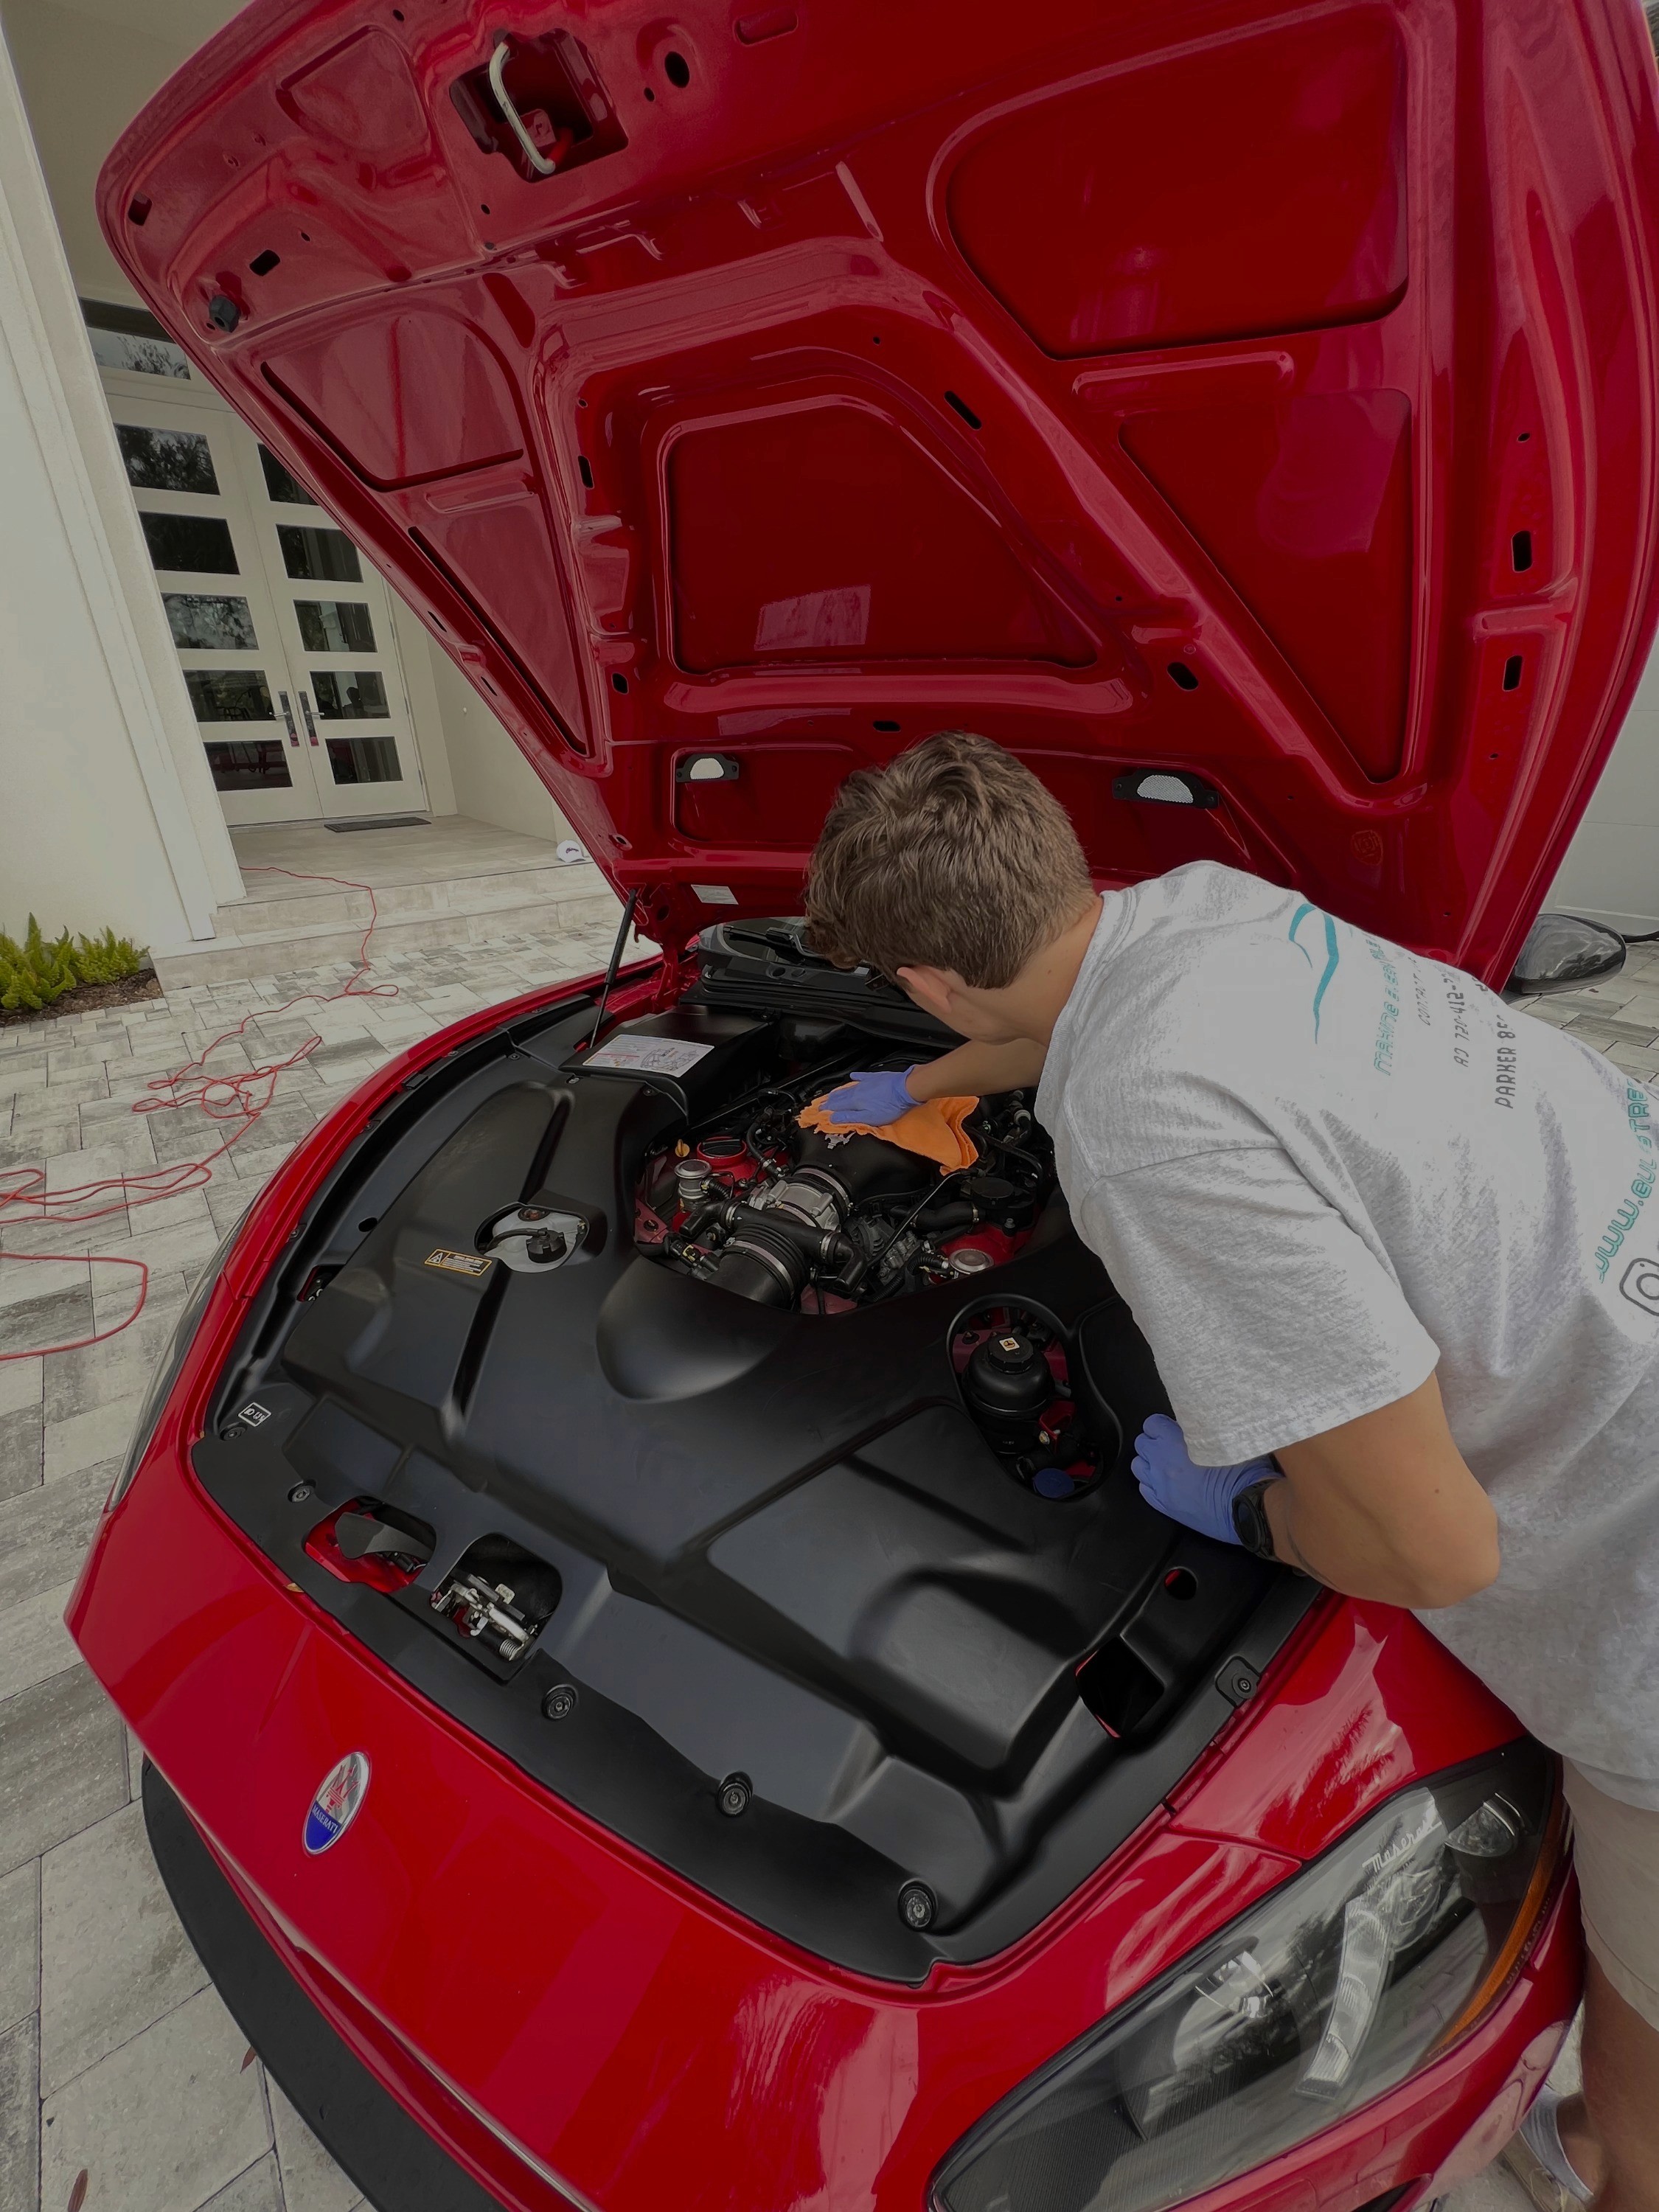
[0, 917, 148, 1014]
[69, 926, 148, 987]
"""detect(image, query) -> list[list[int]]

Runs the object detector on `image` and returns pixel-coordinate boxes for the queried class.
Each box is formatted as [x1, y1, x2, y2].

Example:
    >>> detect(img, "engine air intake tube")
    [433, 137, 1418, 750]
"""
[707, 1222, 814, 1307]
[689, 1127, 940, 1307]
[704, 1202, 858, 1307]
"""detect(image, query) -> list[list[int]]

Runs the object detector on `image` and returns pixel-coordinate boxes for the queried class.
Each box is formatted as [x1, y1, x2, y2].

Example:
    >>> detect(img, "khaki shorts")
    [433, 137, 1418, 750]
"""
[1563, 1762, 1659, 2031]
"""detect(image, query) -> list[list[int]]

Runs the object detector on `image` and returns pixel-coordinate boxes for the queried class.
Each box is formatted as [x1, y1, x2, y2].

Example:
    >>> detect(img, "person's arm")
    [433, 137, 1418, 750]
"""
[905, 1037, 1048, 1101]
[1263, 1371, 1499, 1607]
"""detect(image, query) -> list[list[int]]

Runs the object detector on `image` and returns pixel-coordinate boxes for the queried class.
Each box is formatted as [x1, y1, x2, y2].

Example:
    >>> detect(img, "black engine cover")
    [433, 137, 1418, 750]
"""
[195, 996, 1298, 1979]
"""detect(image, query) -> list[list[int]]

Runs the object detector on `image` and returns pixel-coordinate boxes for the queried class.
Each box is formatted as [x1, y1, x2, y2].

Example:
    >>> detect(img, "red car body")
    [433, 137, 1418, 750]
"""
[73, 0, 1659, 2206]
[72, 982, 1581, 2212]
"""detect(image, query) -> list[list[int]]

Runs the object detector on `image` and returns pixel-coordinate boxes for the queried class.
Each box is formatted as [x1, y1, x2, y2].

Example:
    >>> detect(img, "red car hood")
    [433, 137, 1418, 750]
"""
[100, 0, 1659, 983]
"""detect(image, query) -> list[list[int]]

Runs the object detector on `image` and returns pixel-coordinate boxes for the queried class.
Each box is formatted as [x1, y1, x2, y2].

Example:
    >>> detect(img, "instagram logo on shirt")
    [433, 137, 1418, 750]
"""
[1618, 1256, 1659, 1315]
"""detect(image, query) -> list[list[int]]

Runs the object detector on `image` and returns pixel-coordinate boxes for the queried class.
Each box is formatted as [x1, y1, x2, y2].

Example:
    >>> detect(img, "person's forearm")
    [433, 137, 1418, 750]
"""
[1260, 1374, 1500, 1608]
[905, 1038, 1048, 1101]
[1262, 1472, 1488, 1606]
[1264, 1475, 1425, 1598]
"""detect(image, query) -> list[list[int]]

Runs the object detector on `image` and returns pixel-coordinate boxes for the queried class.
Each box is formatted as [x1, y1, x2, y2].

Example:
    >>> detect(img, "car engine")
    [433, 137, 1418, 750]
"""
[636, 1091, 1048, 1312]
[630, 1076, 1110, 1496]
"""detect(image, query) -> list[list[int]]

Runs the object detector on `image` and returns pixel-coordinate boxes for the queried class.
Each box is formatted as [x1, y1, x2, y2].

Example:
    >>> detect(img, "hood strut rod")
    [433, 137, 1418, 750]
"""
[583, 887, 640, 1053]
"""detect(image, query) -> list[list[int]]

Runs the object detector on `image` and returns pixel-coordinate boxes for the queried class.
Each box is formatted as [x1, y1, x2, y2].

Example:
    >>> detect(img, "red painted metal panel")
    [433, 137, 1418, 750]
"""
[93, 0, 1659, 982]
[945, 10, 1409, 357]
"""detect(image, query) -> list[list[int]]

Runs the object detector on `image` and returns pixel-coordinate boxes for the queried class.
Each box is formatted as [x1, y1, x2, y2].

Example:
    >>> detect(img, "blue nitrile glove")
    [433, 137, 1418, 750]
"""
[820, 1067, 920, 1126]
[1131, 1413, 1278, 1547]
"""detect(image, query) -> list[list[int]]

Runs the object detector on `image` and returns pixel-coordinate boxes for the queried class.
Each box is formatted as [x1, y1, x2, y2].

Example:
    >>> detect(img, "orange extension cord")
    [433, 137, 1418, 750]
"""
[0, 866, 395, 1362]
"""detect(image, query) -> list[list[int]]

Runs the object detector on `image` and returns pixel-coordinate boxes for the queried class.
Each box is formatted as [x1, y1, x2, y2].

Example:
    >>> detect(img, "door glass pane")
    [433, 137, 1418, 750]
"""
[88, 327, 190, 378]
[205, 740, 293, 791]
[278, 525, 361, 582]
[326, 734, 401, 784]
[259, 445, 317, 505]
[185, 669, 275, 722]
[142, 512, 237, 574]
[164, 593, 257, 650]
[311, 669, 388, 720]
[116, 423, 219, 494]
[294, 599, 375, 653]
[83, 298, 191, 379]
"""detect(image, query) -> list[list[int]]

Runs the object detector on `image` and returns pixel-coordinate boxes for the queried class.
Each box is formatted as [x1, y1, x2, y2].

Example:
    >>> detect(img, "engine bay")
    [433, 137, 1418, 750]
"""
[624, 1037, 1112, 1496]
[636, 1089, 1049, 1314]
[192, 927, 1307, 1979]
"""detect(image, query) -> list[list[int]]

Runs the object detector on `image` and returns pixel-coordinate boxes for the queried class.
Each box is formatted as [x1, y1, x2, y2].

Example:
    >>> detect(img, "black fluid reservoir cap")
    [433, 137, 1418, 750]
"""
[987, 1329, 1034, 1370]
[966, 1328, 1051, 1418]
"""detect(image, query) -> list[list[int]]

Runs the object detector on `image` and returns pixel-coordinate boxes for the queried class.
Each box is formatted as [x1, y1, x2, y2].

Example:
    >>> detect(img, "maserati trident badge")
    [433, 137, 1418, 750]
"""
[303, 1751, 370, 1855]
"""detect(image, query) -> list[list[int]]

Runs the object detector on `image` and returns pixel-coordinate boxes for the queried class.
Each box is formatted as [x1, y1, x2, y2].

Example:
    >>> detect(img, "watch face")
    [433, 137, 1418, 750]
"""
[1232, 1484, 1275, 1558]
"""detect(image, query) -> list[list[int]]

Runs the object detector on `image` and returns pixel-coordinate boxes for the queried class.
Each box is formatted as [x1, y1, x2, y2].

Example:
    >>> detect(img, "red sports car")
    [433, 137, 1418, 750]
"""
[72, 1, 1659, 2207]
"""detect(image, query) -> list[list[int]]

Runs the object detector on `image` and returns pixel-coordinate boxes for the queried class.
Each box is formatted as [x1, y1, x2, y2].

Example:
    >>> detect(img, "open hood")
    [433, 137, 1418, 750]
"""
[100, 0, 1659, 982]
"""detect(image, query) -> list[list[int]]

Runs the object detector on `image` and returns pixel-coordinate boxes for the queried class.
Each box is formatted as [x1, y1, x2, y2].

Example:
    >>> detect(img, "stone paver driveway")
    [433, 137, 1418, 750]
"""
[1, 922, 1652, 2212]
[0, 914, 625, 2212]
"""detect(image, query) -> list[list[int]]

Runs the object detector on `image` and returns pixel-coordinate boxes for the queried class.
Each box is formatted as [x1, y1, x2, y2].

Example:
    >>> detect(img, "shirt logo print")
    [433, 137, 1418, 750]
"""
[1288, 903, 1342, 1040]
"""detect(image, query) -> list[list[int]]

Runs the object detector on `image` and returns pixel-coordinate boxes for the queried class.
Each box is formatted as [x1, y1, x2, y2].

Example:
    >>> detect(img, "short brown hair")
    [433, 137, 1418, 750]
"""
[803, 731, 1093, 988]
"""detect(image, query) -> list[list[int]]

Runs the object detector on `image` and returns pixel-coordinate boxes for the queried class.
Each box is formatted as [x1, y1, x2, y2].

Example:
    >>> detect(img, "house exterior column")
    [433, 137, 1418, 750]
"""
[0, 24, 240, 953]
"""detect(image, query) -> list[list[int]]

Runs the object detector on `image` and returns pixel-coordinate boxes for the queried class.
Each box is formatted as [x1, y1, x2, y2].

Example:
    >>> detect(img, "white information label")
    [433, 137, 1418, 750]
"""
[585, 1037, 716, 1077]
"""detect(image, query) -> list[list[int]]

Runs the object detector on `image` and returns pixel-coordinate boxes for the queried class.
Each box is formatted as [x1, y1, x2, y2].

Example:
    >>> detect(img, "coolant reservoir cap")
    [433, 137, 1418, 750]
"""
[965, 1326, 1053, 1419]
[987, 1329, 1036, 1370]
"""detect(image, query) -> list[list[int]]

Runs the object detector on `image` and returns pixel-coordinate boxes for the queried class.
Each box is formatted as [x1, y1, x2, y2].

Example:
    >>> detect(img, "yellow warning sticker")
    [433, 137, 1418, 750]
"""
[424, 1247, 493, 1279]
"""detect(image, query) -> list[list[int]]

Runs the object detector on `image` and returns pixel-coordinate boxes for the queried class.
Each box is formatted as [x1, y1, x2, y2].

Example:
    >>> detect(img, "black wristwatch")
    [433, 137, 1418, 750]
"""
[1231, 1474, 1284, 1560]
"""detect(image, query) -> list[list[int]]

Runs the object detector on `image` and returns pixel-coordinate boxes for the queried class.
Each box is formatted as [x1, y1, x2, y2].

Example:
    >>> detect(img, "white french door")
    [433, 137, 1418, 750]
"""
[101, 373, 427, 826]
[249, 431, 428, 822]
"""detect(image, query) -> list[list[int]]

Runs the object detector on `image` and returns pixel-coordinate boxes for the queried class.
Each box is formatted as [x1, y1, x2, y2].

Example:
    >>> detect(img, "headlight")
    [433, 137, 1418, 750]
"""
[932, 1742, 1559, 2212]
[105, 1210, 247, 1512]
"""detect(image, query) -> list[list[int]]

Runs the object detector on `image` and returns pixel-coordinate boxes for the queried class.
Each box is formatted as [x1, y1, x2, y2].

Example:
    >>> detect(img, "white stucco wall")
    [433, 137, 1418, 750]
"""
[1548, 642, 1659, 933]
[0, 22, 235, 953]
[386, 597, 457, 818]
[425, 644, 580, 847]
[0, 341, 193, 947]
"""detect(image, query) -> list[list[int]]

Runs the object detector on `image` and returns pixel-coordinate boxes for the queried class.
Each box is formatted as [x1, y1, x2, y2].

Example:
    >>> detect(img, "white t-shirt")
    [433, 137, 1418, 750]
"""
[1037, 862, 1659, 1808]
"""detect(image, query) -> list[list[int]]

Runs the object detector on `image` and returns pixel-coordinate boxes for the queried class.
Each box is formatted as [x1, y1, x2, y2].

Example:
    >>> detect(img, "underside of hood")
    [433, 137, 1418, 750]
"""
[100, 0, 1659, 982]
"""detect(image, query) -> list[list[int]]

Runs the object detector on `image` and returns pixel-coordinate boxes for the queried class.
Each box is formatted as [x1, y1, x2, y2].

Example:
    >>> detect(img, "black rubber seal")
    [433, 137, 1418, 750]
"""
[142, 1761, 504, 2212]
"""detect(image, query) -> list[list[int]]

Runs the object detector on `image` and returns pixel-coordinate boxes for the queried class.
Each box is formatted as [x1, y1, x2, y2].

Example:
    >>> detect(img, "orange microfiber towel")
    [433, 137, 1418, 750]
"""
[797, 1093, 980, 1172]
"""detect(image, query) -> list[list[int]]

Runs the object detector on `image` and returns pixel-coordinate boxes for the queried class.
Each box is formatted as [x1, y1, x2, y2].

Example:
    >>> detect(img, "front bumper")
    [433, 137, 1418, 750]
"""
[143, 1728, 1581, 2212]
[142, 1759, 500, 2212]
[75, 1423, 1582, 2212]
